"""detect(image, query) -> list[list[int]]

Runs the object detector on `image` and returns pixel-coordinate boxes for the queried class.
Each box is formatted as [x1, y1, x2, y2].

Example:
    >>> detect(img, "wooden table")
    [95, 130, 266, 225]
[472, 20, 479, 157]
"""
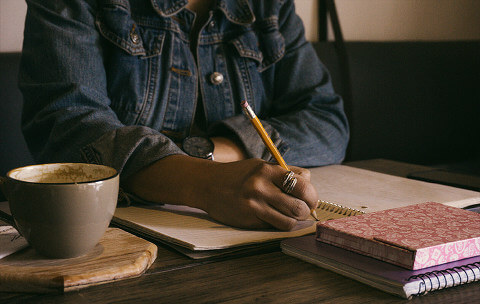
[1, 159, 479, 303]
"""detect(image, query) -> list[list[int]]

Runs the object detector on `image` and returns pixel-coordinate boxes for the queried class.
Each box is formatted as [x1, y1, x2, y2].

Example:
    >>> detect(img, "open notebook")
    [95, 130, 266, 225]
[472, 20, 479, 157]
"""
[112, 165, 480, 258]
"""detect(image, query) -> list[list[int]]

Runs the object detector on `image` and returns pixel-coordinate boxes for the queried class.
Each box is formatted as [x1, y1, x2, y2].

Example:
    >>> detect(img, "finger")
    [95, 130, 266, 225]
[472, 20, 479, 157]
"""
[240, 164, 311, 222]
[265, 187, 312, 220]
[253, 173, 311, 220]
[286, 174, 318, 210]
[274, 170, 318, 211]
[289, 166, 311, 181]
[254, 201, 298, 231]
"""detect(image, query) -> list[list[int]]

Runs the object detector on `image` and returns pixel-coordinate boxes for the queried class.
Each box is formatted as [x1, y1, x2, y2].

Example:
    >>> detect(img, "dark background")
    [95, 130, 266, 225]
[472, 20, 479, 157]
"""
[314, 41, 480, 167]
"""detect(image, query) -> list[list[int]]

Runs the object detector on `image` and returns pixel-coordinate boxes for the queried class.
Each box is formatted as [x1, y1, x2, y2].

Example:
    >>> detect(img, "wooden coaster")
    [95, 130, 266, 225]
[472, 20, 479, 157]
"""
[0, 228, 157, 293]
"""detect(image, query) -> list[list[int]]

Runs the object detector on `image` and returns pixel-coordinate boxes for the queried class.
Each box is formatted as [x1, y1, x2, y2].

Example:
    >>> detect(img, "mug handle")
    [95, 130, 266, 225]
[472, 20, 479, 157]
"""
[0, 176, 6, 201]
[0, 176, 17, 229]
[0, 210, 16, 228]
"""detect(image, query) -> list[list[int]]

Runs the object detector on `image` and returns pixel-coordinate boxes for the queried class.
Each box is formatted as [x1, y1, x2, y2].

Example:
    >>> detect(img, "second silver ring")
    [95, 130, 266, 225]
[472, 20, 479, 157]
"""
[282, 171, 297, 194]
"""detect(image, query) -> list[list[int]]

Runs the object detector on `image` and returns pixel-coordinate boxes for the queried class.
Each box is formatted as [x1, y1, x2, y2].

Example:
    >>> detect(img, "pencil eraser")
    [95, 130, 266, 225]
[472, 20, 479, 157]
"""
[241, 100, 249, 108]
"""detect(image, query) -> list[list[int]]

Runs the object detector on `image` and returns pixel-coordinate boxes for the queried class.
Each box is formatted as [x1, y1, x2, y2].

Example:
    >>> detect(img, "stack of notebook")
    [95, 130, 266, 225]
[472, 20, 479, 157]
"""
[281, 202, 480, 299]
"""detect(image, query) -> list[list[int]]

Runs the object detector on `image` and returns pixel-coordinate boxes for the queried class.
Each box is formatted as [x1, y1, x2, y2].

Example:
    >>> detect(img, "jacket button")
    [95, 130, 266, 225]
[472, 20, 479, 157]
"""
[207, 20, 216, 31]
[210, 72, 224, 85]
[130, 32, 140, 44]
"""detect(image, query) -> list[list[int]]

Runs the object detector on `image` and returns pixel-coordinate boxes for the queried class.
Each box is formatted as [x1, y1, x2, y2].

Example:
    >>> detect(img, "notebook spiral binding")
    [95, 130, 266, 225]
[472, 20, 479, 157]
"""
[317, 200, 365, 216]
[409, 262, 480, 297]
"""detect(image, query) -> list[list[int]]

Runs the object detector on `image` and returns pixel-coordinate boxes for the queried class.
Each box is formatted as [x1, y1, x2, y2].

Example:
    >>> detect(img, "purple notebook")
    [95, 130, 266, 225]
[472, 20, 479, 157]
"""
[281, 235, 480, 299]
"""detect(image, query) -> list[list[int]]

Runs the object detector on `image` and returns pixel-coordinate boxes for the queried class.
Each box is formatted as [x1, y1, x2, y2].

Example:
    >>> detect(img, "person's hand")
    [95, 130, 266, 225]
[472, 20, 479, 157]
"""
[124, 155, 318, 231]
[200, 158, 318, 230]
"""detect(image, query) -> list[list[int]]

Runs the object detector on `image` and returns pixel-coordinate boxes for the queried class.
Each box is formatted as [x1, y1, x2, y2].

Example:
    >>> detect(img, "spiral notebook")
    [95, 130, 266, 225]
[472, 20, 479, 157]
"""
[281, 235, 480, 299]
[112, 165, 480, 258]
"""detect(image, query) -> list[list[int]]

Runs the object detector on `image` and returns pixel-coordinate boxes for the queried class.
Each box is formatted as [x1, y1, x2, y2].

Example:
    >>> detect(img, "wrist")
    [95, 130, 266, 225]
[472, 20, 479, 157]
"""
[123, 154, 214, 210]
[211, 137, 247, 162]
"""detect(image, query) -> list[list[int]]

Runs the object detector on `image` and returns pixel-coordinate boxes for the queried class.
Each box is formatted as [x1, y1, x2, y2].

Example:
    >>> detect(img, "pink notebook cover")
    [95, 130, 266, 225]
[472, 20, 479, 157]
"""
[316, 202, 480, 270]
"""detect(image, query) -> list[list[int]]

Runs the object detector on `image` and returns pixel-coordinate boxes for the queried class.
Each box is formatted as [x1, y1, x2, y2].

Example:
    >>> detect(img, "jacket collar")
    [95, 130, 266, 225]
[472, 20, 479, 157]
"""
[150, 0, 255, 25]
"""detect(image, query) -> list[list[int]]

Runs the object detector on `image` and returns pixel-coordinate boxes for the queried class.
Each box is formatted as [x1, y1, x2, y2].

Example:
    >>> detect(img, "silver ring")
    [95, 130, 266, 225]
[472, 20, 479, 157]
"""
[282, 171, 297, 194]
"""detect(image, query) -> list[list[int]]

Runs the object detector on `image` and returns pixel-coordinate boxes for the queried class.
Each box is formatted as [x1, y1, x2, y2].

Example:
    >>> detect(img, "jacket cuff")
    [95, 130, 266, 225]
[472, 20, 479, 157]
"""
[80, 125, 185, 183]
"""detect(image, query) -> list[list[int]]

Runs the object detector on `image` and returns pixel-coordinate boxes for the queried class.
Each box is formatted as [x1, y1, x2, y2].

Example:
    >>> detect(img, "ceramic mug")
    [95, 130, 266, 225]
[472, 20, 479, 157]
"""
[0, 163, 119, 258]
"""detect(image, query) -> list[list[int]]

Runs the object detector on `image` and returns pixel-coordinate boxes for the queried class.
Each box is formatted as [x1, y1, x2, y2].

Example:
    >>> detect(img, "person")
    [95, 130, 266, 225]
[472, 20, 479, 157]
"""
[19, 0, 349, 231]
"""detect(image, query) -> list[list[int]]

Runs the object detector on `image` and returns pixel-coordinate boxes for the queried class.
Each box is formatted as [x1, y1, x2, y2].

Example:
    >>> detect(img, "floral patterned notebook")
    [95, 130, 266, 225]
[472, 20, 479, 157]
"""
[316, 202, 480, 270]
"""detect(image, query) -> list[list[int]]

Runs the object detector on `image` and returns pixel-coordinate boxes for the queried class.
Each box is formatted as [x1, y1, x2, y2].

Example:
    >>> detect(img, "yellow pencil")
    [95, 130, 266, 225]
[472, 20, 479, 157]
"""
[241, 100, 319, 221]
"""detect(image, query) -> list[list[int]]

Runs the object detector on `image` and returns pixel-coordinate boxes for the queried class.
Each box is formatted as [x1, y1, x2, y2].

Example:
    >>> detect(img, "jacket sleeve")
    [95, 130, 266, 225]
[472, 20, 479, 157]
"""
[19, 0, 184, 182]
[212, 0, 349, 167]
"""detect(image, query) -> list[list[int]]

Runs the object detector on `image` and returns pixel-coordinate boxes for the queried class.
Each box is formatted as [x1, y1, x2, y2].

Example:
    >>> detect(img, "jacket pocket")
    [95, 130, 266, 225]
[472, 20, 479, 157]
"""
[95, 0, 164, 58]
[230, 20, 285, 72]
[94, 0, 168, 126]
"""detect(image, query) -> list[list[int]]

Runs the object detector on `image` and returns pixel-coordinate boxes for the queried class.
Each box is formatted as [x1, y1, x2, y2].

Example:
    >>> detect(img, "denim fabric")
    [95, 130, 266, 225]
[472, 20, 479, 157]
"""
[19, 0, 349, 182]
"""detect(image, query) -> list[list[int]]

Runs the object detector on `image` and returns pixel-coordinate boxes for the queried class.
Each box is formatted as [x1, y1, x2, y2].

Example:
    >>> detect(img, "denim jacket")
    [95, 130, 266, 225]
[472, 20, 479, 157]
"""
[20, 0, 349, 182]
